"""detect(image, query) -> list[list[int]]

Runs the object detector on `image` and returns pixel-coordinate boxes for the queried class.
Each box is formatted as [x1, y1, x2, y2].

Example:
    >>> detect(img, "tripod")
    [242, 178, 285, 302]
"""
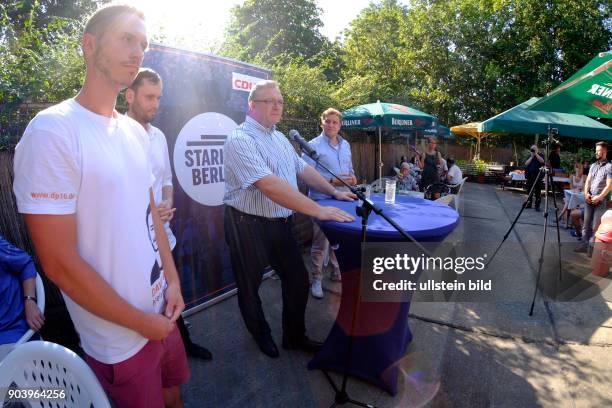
[486, 126, 563, 315]
[298, 143, 430, 407]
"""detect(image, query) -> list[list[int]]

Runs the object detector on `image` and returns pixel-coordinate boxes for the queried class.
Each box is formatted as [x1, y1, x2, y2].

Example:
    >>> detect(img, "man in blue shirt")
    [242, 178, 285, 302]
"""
[302, 108, 357, 299]
[575, 141, 612, 253]
[0, 235, 44, 344]
[223, 81, 355, 358]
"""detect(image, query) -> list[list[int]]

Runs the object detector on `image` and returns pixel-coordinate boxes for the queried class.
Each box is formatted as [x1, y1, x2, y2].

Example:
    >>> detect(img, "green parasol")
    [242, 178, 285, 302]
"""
[528, 51, 612, 118]
[342, 101, 438, 179]
[479, 97, 612, 140]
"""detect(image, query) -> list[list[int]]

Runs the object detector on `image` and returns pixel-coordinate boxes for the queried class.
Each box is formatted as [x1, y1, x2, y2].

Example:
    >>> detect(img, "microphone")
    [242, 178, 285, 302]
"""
[290, 129, 319, 160]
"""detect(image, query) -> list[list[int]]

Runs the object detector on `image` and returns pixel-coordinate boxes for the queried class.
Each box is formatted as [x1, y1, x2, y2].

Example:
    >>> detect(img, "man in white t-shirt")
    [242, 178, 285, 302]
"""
[13, 5, 189, 407]
[446, 157, 463, 185]
[126, 67, 213, 361]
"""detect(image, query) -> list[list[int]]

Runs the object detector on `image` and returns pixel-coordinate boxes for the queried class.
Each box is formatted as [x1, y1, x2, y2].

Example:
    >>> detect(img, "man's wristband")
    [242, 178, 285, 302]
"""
[24, 295, 37, 303]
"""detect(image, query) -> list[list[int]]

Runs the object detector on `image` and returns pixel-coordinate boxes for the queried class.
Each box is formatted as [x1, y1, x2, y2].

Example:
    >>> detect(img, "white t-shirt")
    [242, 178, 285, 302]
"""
[13, 98, 167, 364]
[147, 124, 176, 250]
[447, 164, 463, 184]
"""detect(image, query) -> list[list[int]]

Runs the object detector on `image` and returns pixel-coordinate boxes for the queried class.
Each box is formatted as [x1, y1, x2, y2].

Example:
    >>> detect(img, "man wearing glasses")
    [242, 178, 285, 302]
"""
[223, 80, 355, 358]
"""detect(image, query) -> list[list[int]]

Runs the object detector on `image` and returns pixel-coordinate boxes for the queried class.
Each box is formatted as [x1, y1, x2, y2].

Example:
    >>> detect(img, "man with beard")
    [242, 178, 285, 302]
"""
[575, 141, 612, 254]
[13, 5, 189, 407]
[126, 67, 213, 361]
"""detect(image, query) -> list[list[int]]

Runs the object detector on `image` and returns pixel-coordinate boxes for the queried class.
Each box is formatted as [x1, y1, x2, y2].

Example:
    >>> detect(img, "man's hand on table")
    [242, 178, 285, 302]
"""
[315, 206, 355, 222]
[333, 190, 357, 201]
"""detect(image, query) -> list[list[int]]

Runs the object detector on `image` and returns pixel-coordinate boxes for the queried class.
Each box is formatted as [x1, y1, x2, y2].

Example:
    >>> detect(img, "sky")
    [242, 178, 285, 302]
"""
[125, 0, 408, 52]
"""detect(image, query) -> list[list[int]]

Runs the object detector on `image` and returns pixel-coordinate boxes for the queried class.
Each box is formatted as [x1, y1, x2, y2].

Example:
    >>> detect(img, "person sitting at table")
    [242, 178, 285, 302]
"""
[1, 235, 45, 345]
[560, 162, 586, 226]
[396, 163, 418, 191]
[445, 157, 463, 185]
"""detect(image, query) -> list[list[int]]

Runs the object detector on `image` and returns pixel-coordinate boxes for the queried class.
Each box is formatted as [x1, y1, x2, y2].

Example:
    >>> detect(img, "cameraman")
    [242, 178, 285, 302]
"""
[525, 145, 545, 211]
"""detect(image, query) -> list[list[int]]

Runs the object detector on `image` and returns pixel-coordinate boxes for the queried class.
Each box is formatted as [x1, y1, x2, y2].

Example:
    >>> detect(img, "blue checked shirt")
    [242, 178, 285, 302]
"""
[302, 132, 354, 201]
[588, 160, 612, 196]
[223, 116, 308, 218]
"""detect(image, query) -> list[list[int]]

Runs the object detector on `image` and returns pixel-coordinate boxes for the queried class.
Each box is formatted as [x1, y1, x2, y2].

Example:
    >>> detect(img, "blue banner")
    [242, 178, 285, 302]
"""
[143, 44, 271, 309]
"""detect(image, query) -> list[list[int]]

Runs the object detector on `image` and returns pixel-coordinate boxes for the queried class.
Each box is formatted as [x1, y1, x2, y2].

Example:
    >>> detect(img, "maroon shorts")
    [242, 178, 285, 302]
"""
[86, 325, 190, 408]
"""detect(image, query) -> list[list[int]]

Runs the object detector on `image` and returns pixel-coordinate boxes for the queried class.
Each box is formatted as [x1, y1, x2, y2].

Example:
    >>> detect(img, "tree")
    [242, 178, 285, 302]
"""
[272, 61, 337, 120]
[221, 0, 329, 67]
[400, 0, 611, 124]
[0, 1, 105, 137]
[340, 0, 412, 105]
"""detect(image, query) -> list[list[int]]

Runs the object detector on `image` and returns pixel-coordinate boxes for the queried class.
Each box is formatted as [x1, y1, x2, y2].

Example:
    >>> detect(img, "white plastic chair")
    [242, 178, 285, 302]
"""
[447, 177, 467, 210]
[0, 341, 111, 408]
[16, 273, 46, 345]
[447, 176, 467, 193]
[435, 194, 455, 207]
[0, 273, 46, 360]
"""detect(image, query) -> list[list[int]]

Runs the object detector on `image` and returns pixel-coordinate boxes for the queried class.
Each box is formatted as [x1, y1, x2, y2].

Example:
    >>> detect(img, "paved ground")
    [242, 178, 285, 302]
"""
[181, 182, 612, 407]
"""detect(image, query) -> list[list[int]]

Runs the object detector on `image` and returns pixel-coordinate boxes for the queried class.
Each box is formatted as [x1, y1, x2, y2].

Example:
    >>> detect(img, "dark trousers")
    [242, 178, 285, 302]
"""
[526, 172, 543, 207]
[582, 200, 607, 244]
[224, 206, 309, 342]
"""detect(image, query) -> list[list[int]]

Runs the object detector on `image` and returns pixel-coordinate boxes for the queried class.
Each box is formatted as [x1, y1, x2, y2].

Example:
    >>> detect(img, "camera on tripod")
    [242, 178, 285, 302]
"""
[540, 127, 560, 147]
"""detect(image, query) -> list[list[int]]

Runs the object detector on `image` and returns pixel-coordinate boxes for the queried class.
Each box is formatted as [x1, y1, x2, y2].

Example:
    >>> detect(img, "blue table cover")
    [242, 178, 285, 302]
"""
[308, 194, 459, 395]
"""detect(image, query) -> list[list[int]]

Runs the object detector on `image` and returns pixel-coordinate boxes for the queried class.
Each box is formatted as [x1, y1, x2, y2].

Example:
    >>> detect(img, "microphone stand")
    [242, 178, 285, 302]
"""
[300, 146, 431, 407]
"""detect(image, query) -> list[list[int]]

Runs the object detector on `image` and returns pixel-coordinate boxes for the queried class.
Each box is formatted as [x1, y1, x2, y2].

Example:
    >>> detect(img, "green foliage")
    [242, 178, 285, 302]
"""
[473, 159, 488, 175]
[576, 147, 595, 163]
[2, 0, 611, 155]
[456, 159, 468, 169]
[0, 1, 99, 134]
[341, 0, 410, 100]
[338, 0, 611, 126]
[560, 153, 576, 173]
[221, 0, 328, 67]
[272, 61, 337, 121]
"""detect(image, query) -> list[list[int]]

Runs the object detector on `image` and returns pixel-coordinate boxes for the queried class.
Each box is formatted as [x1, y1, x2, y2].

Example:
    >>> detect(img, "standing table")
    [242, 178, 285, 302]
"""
[308, 194, 459, 395]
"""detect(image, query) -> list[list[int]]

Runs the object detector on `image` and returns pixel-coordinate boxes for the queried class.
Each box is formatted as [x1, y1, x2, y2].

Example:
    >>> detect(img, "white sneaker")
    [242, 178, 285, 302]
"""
[311, 280, 324, 299]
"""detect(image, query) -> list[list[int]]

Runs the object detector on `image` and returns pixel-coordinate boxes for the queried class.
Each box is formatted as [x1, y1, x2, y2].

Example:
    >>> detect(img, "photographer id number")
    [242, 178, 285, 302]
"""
[4, 388, 66, 400]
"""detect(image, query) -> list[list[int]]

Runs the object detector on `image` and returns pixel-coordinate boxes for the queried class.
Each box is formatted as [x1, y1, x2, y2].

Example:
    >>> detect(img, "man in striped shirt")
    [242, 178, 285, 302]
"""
[223, 80, 355, 358]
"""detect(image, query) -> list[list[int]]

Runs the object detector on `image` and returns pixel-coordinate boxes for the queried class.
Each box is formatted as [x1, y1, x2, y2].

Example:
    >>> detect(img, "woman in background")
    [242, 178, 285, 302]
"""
[418, 137, 443, 191]
[561, 162, 586, 227]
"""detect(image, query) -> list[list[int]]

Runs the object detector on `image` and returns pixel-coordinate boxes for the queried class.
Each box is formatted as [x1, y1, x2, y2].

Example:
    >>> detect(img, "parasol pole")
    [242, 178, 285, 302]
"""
[378, 126, 383, 180]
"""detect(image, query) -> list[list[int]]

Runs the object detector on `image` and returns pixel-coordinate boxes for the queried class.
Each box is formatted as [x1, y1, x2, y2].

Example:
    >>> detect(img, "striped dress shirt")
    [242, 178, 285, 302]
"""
[223, 115, 308, 218]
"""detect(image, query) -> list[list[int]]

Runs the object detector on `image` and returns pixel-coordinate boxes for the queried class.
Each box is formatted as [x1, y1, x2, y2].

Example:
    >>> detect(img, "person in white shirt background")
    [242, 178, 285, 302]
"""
[126, 67, 213, 361]
[446, 157, 463, 185]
